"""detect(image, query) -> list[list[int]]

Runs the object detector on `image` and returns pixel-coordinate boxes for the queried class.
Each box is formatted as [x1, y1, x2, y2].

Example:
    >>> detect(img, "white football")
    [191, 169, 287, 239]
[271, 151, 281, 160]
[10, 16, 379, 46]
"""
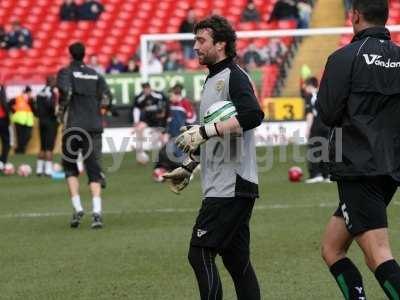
[136, 151, 150, 165]
[152, 167, 166, 182]
[3, 163, 15, 175]
[204, 100, 237, 124]
[17, 164, 32, 177]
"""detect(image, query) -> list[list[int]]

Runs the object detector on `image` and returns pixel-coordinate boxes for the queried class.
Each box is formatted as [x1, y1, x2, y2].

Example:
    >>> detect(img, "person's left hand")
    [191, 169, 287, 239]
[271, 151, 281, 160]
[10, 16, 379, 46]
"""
[163, 167, 191, 194]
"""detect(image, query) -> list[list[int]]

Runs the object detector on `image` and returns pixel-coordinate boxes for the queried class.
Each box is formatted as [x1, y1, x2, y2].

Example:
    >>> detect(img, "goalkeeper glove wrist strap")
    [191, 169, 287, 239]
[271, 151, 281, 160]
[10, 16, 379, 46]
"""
[201, 123, 220, 139]
[182, 159, 199, 173]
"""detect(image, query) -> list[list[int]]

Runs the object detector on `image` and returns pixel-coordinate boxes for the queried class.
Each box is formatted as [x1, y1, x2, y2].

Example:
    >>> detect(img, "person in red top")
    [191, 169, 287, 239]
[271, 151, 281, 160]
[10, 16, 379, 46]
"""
[0, 84, 11, 170]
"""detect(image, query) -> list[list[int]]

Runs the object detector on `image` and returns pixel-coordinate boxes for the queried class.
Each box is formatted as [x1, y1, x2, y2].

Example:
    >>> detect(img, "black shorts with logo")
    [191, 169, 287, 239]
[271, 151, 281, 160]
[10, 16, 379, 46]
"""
[333, 176, 398, 236]
[190, 197, 255, 253]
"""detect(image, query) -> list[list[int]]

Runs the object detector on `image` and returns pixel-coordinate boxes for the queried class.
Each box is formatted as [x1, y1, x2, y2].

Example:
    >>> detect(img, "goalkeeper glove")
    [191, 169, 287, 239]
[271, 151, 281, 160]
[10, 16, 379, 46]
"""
[175, 124, 219, 153]
[163, 157, 199, 194]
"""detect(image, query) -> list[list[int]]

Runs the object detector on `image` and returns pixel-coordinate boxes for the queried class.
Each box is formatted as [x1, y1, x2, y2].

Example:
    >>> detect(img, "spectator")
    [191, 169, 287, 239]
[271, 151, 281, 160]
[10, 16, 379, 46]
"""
[151, 42, 167, 59]
[0, 84, 11, 170]
[0, 26, 7, 49]
[10, 86, 34, 154]
[241, 0, 261, 22]
[125, 58, 139, 73]
[60, 0, 78, 21]
[78, 0, 104, 21]
[297, 0, 312, 28]
[268, 0, 299, 23]
[243, 42, 264, 70]
[343, 0, 353, 17]
[87, 54, 105, 74]
[262, 38, 287, 64]
[146, 53, 163, 74]
[163, 51, 183, 71]
[106, 56, 126, 74]
[6, 20, 33, 49]
[179, 8, 197, 59]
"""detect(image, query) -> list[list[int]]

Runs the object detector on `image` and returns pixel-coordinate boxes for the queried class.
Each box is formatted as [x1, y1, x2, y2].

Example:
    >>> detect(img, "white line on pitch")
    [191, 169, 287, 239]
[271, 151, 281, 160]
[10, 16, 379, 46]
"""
[0, 202, 340, 219]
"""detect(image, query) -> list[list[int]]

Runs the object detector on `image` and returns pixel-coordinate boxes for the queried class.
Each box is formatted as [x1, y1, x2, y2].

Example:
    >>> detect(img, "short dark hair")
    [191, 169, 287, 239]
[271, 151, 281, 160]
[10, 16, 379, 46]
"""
[69, 42, 85, 61]
[170, 83, 183, 94]
[304, 76, 319, 88]
[194, 15, 237, 59]
[141, 82, 151, 88]
[353, 0, 388, 26]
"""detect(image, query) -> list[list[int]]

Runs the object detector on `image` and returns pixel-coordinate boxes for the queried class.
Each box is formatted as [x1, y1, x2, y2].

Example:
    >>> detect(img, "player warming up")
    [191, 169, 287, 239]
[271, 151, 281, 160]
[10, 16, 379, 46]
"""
[164, 15, 264, 300]
[57, 42, 113, 229]
[319, 1, 400, 299]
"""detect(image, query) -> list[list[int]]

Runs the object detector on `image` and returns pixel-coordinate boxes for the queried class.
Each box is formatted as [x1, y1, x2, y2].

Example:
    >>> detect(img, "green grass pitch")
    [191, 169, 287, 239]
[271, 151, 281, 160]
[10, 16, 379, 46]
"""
[0, 146, 398, 299]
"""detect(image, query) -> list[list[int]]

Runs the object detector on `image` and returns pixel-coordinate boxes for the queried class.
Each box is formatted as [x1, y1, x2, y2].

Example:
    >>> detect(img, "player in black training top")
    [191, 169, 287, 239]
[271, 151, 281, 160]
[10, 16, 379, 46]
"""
[303, 76, 330, 183]
[131, 82, 169, 164]
[57, 42, 113, 229]
[319, 1, 400, 299]
[34, 75, 59, 176]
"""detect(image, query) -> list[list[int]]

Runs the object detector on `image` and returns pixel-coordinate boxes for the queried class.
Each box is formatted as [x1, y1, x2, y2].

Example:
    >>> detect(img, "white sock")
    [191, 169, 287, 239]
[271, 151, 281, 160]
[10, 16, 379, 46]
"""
[45, 161, 53, 176]
[36, 159, 44, 174]
[92, 196, 102, 215]
[71, 195, 83, 212]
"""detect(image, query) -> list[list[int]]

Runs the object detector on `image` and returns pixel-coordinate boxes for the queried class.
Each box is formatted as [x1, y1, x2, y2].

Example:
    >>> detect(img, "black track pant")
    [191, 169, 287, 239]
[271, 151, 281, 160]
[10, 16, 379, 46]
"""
[14, 124, 32, 154]
[0, 119, 10, 163]
[188, 246, 260, 300]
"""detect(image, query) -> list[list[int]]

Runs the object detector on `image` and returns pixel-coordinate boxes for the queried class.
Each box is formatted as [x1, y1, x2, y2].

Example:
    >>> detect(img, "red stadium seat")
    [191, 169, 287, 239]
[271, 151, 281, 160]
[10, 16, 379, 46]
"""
[1, 0, 297, 82]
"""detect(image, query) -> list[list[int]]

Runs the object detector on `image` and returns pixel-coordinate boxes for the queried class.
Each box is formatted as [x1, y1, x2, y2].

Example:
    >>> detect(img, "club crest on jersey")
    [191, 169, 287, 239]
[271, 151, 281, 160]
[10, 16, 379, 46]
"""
[197, 229, 207, 238]
[215, 80, 225, 92]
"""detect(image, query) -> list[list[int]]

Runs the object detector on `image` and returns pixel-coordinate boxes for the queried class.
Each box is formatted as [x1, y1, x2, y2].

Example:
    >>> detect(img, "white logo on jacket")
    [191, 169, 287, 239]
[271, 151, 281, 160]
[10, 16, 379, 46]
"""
[197, 229, 207, 238]
[363, 54, 400, 68]
[72, 72, 99, 80]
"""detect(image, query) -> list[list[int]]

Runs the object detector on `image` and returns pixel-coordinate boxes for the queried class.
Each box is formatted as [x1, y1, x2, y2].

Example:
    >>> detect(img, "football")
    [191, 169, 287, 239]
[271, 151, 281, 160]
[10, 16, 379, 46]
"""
[288, 166, 303, 182]
[17, 164, 32, 177]
[136, 151, 150, 165]
[152, 167, 167, 182]
[3, 163, 15, 175]
[204, 100, 237, 124]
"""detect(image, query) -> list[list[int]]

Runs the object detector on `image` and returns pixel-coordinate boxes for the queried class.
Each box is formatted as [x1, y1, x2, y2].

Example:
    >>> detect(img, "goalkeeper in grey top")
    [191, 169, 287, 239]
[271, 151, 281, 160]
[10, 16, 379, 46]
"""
[164, 15, 264, 300]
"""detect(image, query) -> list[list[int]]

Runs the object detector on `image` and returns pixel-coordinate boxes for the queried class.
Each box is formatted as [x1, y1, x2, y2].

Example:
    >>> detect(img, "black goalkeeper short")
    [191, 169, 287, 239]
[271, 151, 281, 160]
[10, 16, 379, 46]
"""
[190, 196, 255, 254]
[333, 176, 398, 236]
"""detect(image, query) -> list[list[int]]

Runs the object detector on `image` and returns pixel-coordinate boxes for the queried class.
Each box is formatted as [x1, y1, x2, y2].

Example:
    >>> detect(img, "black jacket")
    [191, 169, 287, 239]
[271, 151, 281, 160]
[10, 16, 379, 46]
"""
[57, 60, 112, 133]
[317, 27, 400, 180]
[35, 85, 58, 123]
[0, 85, 10, 124]
[132, 90, 169, 128]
